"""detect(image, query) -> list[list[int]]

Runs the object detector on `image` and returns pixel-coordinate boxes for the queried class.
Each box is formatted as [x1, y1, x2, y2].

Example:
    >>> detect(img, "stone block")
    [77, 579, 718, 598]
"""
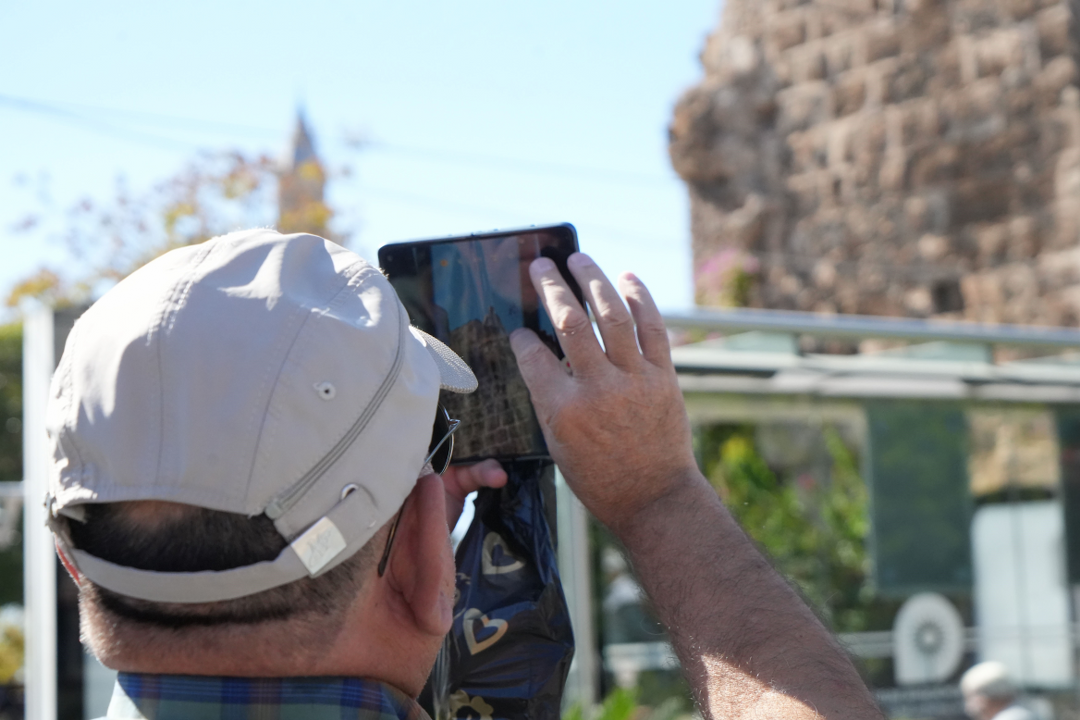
[892, 99, 944, 146]
[904, 286, 934, 315]
[826, 0, 877, 15]
[776, 82, 832, 133]
[788, 43, 828, 82]
[849, 110, 888, 157]
[1039, 246, 1080, 285]
[826, 120, 856, 167]
[1036, 4, 1072, 58]
[787, 129, 821, 172]
[701, 33, 761, 78]
[1034, 56, 1077, 106]
[951, 178, 1012, 227]
[857, 265, 890, 292]
[975, 28, 1026, 78]
[1006, 0, 1039, 20]
[950, 0, 1005, 33]
[976, 222, 1010, 265]
[903, 0, 945, 14]
[918, 232, 950, 260]
[939, 78, 1006, 142]
[1054, 146, 1080, 201]
[824, 36, 856, 75]
[803, 5, 825, 41]
[833, 71, 868, 115]
[778, 271, 803, 297]
[1008, 214, 1041, 259]
[1036, 114, 1069, 161]
[906, 196, 931, 230]
[927, 43, 963, 92]
[909, 143, 960, 186]
[882, 56, 931, 103]
[961, 273, 1003, 320]
[812, 258, 838, 288]
[786, 171, 824, 214]
[769, 11, 808, 53]
[879, 149, 909, 190]
[864, 19, 903, 64]
[1006, 85, 1036, 116]
[668, 86, 730, 183]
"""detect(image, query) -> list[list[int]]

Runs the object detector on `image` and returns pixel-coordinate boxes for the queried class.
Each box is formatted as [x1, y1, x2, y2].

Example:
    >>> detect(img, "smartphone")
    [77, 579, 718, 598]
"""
[378, 223, 583, 463]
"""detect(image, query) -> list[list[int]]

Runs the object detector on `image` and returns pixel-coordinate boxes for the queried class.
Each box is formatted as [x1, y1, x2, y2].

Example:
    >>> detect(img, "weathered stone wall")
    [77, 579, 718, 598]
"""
[671, 0, 1080, 325]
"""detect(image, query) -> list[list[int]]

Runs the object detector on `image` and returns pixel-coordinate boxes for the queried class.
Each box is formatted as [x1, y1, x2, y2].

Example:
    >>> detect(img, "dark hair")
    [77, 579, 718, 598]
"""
[65, 502, 373, 630]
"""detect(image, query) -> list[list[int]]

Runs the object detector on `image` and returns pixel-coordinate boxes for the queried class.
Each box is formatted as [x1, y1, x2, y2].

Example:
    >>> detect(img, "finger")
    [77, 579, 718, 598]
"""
[529, 257, 606, 373]
[442, 459, 508, 501]
[567, 253, 641, 369]
[441, 460, 508, 529]
[510, 327, 572, 411]
[618, 272, 673, 369]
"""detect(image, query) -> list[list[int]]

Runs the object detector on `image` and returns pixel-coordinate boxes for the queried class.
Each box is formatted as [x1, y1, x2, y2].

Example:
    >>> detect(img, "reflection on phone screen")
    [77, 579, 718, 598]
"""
[380, 228, 578, 462]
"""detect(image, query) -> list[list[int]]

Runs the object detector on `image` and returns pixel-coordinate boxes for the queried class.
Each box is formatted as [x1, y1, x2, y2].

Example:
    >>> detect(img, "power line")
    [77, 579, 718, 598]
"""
[0, 92, 677, 186]
[0, 94, 203, 152]
[2, 96, 281, 138]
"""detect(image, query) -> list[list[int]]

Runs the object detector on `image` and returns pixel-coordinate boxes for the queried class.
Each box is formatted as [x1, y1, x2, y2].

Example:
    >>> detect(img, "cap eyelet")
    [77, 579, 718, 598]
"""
[314, 382, 337, 400]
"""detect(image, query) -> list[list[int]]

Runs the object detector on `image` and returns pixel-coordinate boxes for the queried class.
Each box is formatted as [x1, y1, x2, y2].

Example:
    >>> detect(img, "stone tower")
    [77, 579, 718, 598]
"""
[278, 110, 332, 239]
[670, 0, 1080, 325]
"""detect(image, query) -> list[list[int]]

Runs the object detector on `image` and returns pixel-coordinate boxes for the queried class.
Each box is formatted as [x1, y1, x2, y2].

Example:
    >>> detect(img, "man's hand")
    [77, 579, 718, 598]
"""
[509, 253, 884, 720]
[508, 253, 697, 531]
[439, 460, 507, 529]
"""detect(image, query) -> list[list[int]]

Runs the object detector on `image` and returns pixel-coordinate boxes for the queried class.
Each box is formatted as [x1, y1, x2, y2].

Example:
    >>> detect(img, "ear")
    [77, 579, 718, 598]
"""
[386, 473, 455, 636]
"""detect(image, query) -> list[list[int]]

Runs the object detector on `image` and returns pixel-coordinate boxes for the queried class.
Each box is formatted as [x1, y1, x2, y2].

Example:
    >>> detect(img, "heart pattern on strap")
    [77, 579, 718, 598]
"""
[481, 531, 525, 575]
[463, 607, 508, 654]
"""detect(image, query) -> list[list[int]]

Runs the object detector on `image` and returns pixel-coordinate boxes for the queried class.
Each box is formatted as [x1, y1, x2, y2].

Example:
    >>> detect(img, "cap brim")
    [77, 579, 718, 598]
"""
[409, 326, 478, 393]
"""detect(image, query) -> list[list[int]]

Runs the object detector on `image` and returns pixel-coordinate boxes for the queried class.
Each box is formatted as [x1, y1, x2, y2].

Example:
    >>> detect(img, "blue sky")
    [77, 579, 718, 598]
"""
[0, 0, 721, 320]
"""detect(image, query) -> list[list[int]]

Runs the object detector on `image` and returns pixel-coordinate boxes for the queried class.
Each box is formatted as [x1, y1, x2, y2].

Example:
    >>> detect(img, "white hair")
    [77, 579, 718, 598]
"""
[960, 661, 1017, 700]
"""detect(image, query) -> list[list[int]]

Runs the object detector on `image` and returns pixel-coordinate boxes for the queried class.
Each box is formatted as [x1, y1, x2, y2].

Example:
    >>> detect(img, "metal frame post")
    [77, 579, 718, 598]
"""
[556, 467, 598, 710]
[23, 305, 56, 720]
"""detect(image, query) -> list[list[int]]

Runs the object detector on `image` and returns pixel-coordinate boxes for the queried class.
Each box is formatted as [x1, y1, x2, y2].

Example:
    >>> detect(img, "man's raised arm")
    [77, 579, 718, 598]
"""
[509, 253, 883, 720]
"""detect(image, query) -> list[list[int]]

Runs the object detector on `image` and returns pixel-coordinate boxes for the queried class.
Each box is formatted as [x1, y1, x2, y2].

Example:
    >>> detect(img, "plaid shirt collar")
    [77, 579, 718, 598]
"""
[102, 672, 431, 720]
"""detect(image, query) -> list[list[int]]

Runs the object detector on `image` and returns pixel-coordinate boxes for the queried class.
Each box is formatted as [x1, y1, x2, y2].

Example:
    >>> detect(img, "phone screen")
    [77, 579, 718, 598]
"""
[378, 224, 581, 462]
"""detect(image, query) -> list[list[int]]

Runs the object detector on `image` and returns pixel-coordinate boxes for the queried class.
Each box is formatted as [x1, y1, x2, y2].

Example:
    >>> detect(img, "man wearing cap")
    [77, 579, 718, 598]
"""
[960, 662, 1037, 720]
[46, 229, 882, 719]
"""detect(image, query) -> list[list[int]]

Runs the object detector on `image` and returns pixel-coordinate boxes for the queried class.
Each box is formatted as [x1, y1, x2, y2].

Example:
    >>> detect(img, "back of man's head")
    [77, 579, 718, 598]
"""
[961, 661, 1019, 720]
[961, 661, 1017, 701]
[44, 229, 476, 672]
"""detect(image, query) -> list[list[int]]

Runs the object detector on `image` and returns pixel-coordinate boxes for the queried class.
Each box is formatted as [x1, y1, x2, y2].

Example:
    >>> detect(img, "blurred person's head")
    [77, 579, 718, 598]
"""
[44, 229, 476, 693]
[961, 661, 1018, 720]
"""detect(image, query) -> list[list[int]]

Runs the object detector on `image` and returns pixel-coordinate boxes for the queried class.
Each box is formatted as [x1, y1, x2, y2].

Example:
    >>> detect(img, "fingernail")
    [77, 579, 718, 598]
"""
[531, 257, 556, 272]
[568, 253, 594, 268]
[509, 328, 530, 351]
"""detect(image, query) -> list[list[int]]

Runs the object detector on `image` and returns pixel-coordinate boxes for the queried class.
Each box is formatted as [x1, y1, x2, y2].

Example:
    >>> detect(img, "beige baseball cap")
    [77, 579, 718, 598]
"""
[46, 229, 476, 603]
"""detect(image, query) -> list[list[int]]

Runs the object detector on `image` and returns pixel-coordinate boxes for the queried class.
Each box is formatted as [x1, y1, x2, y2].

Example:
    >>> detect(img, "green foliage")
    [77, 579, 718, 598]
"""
[564, 688, 639, 720]
[7, 147, 356, 309]
[697, 424, 872, 632]
[0, 622, 22, 684]
[693, 249, 759, 308]
[6, 152, 285, 308]
[564, 686, 694, 720]
[0, 324, 23, 607]
[0, 324, 21, 483]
